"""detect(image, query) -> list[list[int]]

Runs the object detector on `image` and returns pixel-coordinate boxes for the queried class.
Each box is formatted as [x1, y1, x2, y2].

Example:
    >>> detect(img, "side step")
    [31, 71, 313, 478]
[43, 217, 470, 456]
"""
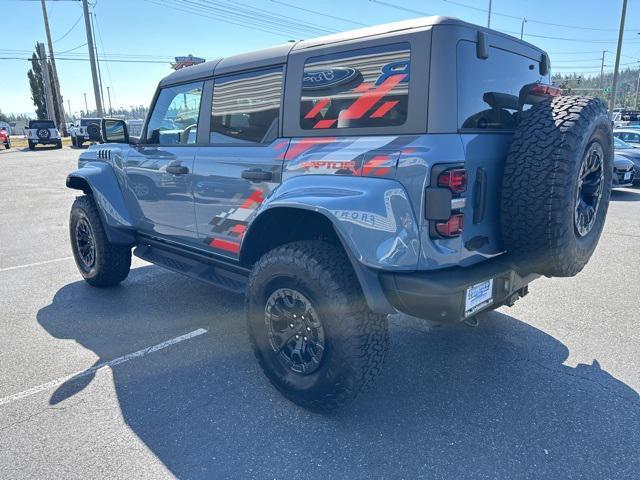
[134, 243, 248, 294]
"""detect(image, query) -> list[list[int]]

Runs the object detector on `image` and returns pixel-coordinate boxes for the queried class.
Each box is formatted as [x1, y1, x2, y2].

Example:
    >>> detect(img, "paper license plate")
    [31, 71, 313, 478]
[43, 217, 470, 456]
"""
[465, 279, 494, 317]
[624, 171, 632, 181]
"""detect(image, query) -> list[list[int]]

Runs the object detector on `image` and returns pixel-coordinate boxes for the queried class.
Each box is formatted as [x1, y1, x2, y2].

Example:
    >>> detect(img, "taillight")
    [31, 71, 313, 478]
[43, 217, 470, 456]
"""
[436, 213, 464, 237]
[529, 83, 563, 97]
[437, 168, 467, 195]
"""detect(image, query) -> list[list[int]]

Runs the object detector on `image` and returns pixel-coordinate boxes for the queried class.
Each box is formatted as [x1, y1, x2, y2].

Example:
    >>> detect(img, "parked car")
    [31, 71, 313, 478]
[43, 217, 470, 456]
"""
[613, 128, 640, 147]
[70, 118, 102, 148]
[65, 16, 613, 410]
[613, 154, 635, 187]
[614, 137, 640, 184]
[26, 119, 62, 149]
[0, 126, 10, 149]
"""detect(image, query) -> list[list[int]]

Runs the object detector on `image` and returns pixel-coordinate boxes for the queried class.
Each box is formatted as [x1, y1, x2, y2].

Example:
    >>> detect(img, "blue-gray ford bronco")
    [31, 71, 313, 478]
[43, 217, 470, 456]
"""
[66, 17, 613, 410]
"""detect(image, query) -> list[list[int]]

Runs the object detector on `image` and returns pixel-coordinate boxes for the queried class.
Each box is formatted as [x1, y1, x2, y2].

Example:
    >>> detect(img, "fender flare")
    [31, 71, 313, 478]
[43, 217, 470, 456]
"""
[66, 161, 136, 245]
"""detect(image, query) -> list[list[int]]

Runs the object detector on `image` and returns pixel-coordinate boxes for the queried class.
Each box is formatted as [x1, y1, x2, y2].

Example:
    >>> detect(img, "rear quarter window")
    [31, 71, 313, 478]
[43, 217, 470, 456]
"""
[300, 43, 410, 130]
[457, 41, 546, 131]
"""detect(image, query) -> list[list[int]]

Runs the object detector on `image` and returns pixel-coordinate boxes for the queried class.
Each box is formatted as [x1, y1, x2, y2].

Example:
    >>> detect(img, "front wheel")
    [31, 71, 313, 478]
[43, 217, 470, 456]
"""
[28, 142, 35, 150]
[246, 240, 389, 411]
[70, 195, 131, 287]
[4, 142, 9, 149]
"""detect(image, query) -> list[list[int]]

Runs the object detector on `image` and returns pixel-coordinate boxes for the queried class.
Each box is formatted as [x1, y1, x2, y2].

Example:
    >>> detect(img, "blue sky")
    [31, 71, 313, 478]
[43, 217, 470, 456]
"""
[2, 0, 640, 116]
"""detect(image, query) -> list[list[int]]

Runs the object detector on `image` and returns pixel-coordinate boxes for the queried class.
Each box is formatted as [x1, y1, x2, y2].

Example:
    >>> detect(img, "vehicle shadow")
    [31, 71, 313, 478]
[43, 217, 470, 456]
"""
[611, 188, 640, 201]
[37, 266, 639, 479]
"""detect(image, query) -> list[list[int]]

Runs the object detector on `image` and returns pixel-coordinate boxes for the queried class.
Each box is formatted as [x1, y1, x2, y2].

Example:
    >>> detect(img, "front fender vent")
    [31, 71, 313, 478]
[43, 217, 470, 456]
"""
[97, 149, 112, 160]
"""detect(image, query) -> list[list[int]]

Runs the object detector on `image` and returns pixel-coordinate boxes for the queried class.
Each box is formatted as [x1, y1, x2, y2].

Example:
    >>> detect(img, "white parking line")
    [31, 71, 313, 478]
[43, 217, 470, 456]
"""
[0, 257, 74, 273]
[0, 328, 208, 407]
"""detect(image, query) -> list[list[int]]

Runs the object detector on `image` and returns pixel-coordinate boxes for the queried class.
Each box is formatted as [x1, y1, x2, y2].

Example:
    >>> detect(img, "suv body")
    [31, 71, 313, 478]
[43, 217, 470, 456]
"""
[70, 118, 102, 147]
[27, 119, 62, 149]
[67, 16, 550, 322]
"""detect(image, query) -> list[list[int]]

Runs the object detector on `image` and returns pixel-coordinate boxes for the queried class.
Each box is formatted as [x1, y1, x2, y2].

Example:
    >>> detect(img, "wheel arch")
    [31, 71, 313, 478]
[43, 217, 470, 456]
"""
[240, 206, 396, 314]
[66, 162, 136, 246]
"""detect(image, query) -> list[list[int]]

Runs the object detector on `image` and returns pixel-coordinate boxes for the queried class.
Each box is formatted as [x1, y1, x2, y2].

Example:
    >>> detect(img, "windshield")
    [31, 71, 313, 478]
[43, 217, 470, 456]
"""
[614, 137, 633, 149]
[29, 120, 55, 129]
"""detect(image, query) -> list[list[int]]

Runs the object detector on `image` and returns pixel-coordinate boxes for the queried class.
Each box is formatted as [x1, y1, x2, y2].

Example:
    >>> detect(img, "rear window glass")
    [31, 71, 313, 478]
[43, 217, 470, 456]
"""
[457, 41, 545, 131]
[80, 119, 99, 126]
[29, 120, 55, 129]
[300, 43, 410, 130]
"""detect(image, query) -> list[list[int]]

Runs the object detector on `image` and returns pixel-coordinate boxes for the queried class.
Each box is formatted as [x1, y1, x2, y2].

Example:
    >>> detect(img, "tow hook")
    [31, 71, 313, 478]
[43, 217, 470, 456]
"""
[505, 285, 529, 307]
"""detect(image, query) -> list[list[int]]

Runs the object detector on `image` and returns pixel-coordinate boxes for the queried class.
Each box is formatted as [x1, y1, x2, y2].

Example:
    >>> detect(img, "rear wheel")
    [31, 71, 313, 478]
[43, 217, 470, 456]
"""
[70, 195, 131, 287]
[501, 96, 613, 277]
[56, 140, 62, 149]
[247, 240, 389, 411]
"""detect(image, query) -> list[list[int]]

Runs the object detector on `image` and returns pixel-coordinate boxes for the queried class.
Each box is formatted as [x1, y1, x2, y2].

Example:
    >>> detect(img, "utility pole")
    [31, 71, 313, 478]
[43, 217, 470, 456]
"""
[40, 0, 67, 135]
[487, 0, 492, 28]
[37, 42, 56, 122]
[600, 50, 606, 89]
[67, 99, 72, 121]
[520, 18, 527, 40]
[90, 11, 105, 110]
[610, 0, 627, 112]
[82, 0, 103, 117]
[84, 92, 88, 114]
[106, 86, 113, 115]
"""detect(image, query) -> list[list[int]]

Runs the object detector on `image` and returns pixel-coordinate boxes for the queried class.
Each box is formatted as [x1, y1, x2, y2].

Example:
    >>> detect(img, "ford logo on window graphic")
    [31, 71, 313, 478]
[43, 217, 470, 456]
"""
[302, 68, 359, 90]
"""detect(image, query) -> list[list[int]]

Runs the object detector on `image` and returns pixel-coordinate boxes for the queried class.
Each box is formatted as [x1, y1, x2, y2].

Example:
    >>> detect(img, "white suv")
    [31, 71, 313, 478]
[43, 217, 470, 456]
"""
[27, 119, 62, 149]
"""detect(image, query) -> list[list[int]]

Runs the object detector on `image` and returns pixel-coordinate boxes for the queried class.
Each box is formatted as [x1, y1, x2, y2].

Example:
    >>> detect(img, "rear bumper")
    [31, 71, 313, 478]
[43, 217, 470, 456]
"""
[379, 257, 539, 323]
[31, 139, 60, 145]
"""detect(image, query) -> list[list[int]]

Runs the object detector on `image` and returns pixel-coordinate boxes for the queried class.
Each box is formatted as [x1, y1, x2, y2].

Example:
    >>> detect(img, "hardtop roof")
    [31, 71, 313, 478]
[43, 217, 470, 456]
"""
[159, 15, 546, 86]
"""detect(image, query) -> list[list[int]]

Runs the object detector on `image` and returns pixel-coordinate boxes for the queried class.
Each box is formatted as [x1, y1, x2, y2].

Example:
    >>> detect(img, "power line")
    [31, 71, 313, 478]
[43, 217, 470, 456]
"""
[442, 0, 640, 32]
[368, 0, 432, 17]
[270, 0, 369, 28]
[53, 11, 83, 43]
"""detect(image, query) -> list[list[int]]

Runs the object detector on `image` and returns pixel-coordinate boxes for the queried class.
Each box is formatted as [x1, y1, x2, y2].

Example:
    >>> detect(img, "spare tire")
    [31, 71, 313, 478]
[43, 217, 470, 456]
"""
[501, 96, 613, 277]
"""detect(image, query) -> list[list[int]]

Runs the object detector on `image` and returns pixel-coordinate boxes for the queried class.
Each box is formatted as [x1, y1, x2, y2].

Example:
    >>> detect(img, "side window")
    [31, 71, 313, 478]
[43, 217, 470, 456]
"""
[457, 41, 546, 131]
[210, 68, 283, 144]
[300, 43, 410, 130]
[145, 81, 203, 145]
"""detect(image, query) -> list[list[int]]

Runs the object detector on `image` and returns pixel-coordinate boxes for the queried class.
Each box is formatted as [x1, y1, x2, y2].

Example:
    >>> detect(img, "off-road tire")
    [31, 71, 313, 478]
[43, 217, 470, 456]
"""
[71, 136, 77, 147]
[4, 142, 9, 150]
[70, 195, 131, 287]
[28, 142, 35, 150]
[246, 240, 389, 411]
[56, 140, 63, 149]
[501, 96, 613, 277]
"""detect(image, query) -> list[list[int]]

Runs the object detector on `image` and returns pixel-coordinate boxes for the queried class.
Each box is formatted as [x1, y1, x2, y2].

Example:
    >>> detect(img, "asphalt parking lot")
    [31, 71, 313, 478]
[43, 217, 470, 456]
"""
[0, 145, 638, 479]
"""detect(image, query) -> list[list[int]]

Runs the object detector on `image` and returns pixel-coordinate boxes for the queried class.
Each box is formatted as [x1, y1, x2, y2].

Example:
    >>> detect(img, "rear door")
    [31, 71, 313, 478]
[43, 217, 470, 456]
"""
[192, 67, 286, 258]
[124, 80, 204, 245]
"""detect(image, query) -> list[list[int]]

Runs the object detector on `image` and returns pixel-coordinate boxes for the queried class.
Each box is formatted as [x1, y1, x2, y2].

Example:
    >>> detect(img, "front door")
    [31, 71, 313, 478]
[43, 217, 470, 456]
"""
[124, 81, 204, 244]
[192, 68, 286, 258]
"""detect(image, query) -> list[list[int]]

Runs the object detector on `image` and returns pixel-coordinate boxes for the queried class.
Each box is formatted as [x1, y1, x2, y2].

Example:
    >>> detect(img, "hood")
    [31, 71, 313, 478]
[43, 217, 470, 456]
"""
[615, 147, 640, 163]
[614, 154, 634, 169]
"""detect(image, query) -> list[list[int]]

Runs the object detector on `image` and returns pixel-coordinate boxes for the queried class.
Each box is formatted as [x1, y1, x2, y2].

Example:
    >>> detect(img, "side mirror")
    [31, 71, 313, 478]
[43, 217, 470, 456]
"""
[101, 119, 129, 144]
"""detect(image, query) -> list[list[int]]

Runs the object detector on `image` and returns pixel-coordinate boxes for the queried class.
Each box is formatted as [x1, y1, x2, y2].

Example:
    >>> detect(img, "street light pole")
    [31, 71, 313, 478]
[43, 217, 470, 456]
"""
[40, 0, 67, 136]
[487, 0, 492, 28]
[106, 86, 113, 115]
[600, 50, 607, 89]
[609, 0, 628, 112]
[635, 62, 640, 109]
[84, 93, 88, 114]
[520, 18, 527, 40]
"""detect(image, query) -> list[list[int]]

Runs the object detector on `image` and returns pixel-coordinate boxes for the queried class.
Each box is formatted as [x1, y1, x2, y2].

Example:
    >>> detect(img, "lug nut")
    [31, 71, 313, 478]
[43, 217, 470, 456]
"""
[295, 335, 300, 339]
[306, 327, 311, 332]
[289, 323, 294, 328]
[303, 337, 308, 341]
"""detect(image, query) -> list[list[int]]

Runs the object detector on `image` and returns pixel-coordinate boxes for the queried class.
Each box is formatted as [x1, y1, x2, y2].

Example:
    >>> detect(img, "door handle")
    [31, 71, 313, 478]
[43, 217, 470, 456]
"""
[166, 164, 189, 175]
[241, 168, 272, 181]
